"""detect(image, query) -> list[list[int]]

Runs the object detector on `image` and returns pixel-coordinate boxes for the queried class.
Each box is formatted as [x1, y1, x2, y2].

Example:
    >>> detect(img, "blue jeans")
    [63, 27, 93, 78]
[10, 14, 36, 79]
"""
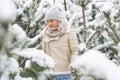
[54, 74, 73, 80]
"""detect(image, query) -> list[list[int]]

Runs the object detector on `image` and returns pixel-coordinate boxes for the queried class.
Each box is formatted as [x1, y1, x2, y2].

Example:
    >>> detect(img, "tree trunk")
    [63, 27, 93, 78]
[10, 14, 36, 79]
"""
[81, 5, 86, 42]
[64, 0, 67, 11]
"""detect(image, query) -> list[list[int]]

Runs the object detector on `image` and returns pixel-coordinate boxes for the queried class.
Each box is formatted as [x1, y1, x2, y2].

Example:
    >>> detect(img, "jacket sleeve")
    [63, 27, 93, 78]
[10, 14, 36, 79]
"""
[42, 33, 46, 53]
[42, 41, 46, 52]
[68, 30, 80, 64]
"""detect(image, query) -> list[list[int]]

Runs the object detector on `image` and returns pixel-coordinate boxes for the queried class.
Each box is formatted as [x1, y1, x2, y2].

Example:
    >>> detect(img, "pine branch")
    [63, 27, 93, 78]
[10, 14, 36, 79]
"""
[108, 21, 120, 43]
[86, 30, 98, 46]
[103, 12, 120, 43]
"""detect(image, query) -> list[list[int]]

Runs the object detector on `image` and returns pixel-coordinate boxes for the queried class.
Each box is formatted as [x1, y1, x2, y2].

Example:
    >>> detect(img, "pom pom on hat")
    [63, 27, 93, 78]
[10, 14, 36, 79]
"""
[45, 6, 64, 21]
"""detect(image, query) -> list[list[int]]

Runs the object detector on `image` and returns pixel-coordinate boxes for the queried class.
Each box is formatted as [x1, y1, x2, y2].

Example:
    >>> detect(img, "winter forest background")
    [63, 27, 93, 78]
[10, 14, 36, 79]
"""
[0, 0, 120, 80]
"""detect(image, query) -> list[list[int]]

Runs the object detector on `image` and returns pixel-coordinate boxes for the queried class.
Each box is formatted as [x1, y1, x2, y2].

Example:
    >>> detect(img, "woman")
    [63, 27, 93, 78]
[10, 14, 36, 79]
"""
[42, 6, 79, 80]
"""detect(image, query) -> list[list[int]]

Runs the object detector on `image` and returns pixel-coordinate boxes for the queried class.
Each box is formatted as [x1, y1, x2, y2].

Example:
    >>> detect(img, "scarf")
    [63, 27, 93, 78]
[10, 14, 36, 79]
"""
[44, 23, 67, 42]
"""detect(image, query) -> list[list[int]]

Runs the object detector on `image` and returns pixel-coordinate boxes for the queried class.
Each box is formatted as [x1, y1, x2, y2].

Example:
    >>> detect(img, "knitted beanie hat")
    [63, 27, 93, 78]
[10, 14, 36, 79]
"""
[45, 6, 64, 21]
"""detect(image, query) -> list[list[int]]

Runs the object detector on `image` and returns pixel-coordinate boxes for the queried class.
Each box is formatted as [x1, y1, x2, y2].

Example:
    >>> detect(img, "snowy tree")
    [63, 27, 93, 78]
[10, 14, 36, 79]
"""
[0, 0, 55, 80]
[87, 0, 120, 63]
[65, 0, 120, 79]
[69, 0, 120, 62]
[13, 0, 52, 38]
[72, 50, 120, 80]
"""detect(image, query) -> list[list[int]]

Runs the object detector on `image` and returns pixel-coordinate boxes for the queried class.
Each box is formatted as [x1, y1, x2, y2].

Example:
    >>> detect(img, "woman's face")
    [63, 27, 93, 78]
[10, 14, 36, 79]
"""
[47, 19, 60, 28]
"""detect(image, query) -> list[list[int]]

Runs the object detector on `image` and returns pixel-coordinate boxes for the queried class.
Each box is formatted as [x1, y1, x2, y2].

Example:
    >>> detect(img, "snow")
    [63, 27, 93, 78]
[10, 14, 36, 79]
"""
[79, 43, 86, 51]
[1, 0, 120, 80]
[9, 24, 27, 43]
[0, 55, 19, 80]
[25, 60, 31, 68]
[0, 0, 16, 22]
[118, 43, 120, 47]
[7, 58, 19, 73]
[28, 33, 42, 46]
[15, 75, 33, 80]
[16, 8, 24, 15]
[23, 0, 33, 8]
[13, 48, 55, 68]
[71, 50, 120, 80]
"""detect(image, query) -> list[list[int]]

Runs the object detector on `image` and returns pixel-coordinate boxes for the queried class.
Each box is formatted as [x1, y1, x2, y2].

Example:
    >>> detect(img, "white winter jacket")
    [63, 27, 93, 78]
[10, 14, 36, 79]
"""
[42, 25, 79, 74]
